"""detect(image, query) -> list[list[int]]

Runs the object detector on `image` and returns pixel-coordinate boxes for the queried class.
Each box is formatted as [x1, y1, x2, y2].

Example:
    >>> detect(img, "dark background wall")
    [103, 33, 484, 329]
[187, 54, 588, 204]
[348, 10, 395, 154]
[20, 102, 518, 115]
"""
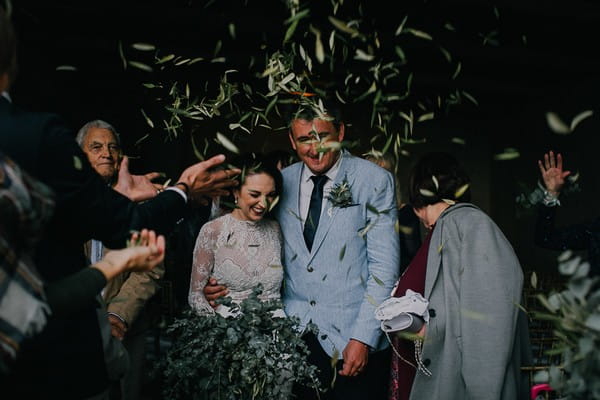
[8, 0, 600, 275]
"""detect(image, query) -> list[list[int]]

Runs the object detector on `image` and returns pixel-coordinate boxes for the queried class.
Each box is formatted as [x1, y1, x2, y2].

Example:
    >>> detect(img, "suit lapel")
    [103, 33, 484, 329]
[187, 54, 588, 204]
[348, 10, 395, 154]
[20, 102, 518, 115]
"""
[282, 163, 310, 259]
[424, 218, 443, 299]
[307, 153, 351, 261]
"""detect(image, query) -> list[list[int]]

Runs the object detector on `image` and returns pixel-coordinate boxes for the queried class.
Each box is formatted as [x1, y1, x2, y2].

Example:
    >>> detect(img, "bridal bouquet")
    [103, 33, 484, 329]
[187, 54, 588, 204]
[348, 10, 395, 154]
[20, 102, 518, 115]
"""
[160, 286, 321, 400]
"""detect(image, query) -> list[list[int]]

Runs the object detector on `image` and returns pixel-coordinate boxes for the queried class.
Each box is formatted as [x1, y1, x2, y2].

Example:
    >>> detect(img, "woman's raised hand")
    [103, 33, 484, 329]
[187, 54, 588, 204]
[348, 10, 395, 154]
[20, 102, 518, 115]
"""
[92, 229, 165, 280]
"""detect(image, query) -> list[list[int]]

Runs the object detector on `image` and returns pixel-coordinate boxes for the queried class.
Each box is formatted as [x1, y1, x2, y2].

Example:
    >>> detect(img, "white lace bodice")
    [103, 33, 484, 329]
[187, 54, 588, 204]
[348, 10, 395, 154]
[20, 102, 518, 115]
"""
[188, 213, 284, 316]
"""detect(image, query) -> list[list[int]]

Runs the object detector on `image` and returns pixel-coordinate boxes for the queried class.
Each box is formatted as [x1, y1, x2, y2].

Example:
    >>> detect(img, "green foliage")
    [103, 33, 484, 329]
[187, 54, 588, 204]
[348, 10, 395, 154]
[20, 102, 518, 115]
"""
[533, 251, 600, 399]
[120, 0, 469, 158]
[159, 286, 321, 400]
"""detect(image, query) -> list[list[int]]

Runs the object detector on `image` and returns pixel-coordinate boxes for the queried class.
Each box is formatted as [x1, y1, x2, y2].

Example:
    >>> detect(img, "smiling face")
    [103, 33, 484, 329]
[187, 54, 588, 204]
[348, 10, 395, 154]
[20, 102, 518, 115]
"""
[231, 173, 277, 222]
[82, 127, 121, 182]
[289, 118, 344, 175]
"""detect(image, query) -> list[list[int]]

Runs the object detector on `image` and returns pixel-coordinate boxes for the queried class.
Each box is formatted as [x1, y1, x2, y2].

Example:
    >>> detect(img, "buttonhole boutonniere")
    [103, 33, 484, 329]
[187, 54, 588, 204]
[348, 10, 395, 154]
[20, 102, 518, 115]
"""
[327, 176, 357, 209]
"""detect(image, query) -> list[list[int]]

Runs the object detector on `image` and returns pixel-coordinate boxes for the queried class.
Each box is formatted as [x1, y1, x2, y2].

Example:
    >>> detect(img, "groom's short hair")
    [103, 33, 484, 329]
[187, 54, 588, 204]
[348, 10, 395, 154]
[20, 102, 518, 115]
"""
[282, 96, 344, 132]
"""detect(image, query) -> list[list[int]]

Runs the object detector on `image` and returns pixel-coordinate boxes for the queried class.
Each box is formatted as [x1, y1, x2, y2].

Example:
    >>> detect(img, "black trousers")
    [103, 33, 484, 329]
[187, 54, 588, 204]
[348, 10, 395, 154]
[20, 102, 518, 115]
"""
[294, 332, 391, 400]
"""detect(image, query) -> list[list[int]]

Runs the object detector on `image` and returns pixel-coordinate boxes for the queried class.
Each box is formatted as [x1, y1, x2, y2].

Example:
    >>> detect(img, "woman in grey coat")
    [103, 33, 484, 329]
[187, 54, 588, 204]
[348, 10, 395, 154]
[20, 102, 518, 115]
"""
[389, 152, 527, 400]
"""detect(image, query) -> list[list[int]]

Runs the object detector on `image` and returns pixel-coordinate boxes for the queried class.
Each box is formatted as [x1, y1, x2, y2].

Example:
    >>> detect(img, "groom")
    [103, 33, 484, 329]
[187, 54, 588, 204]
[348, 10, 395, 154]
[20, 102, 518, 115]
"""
[207, 101, 399, 399]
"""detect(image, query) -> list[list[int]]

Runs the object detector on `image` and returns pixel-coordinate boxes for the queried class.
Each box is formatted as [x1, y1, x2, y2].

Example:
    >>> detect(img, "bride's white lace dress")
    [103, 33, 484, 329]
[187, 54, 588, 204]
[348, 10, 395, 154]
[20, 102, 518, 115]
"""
[188, 213, 284, 317]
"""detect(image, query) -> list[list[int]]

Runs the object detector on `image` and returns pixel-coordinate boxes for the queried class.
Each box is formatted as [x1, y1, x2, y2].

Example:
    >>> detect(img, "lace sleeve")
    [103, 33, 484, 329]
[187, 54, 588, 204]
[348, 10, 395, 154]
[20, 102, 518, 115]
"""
[188, 221, 218, 315]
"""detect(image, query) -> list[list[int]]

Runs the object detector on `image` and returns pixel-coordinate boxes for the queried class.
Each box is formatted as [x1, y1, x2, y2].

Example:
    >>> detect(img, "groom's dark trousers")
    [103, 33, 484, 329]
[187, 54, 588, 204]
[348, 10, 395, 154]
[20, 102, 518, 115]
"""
[293, 332, 391, 400]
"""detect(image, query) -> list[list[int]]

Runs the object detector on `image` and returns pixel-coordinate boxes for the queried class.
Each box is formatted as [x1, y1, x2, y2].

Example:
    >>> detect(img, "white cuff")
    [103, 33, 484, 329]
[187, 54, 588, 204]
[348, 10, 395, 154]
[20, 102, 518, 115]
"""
[165, 186, 188, 203]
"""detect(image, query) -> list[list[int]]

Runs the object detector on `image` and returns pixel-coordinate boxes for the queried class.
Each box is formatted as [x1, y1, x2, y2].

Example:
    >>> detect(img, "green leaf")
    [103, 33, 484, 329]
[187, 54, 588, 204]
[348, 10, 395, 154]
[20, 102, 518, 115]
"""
[372, 274, 384, 287]
[131, 42, 155, 51]
[339, 245, 346, 261]
[128, 60, 153, 72]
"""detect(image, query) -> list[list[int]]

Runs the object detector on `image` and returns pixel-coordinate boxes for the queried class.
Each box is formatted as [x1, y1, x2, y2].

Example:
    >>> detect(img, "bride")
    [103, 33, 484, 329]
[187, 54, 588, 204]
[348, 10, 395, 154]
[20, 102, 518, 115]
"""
[188, 154, 284, 317]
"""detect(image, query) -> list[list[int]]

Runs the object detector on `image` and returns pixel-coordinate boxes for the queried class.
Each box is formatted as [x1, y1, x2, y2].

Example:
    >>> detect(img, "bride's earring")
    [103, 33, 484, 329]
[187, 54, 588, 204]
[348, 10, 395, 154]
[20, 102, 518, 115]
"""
[234, 197, 238, 204]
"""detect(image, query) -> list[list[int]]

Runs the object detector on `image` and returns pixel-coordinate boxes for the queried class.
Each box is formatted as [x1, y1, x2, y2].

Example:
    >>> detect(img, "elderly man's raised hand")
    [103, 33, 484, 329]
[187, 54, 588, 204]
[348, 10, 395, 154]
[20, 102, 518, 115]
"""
[538, 151, 571, 196]
[114, 156, 163, 202]
[176, 154, 240, 205]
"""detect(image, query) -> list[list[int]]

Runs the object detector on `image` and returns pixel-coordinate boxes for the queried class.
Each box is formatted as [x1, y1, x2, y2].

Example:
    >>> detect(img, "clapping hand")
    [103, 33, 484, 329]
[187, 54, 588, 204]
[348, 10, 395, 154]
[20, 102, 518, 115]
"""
[538, 151, 571, 196]
[176, 154, 241, 205]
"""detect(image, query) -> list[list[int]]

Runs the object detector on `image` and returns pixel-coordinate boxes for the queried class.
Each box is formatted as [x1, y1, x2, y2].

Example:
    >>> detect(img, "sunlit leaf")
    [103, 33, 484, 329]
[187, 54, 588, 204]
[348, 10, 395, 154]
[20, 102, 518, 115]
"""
[395, 15, 408, 36]
[128, 60, 153, 72]
[216, 132, 240, 154]
[354, 49, 374, 61]
[454, 183, 470, 198]
[140, 108, 154, 128]
[419, 188, 435, 197]
[131, 42, 155, 51]
[546, 112, 570, 134]
[493, 148, 520, 161]
[570, 110, 593, 132]
[432, 175, 439, 190]
[328, 16, 360, 36]
[405, 28, 432, 40]
[451, 137, 466, 145]
[228, 23, 236, 39]
[418, 112, 434, 122]
[530, 271, 538, 289]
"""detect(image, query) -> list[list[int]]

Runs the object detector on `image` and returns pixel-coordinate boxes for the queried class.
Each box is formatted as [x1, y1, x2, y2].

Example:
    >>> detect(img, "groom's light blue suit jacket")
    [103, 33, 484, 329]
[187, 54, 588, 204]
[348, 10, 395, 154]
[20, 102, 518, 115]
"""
[275, 151, 400, 357]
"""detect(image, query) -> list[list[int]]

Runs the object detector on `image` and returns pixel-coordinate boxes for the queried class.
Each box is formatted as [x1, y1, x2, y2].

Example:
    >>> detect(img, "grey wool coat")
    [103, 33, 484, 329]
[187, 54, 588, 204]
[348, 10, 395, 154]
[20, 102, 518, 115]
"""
[409, 203, 527, 400]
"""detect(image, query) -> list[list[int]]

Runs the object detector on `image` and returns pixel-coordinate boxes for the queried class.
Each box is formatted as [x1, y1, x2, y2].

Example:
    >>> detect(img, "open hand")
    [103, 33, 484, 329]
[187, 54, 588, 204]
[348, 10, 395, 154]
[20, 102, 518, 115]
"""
[538, 151, 571, 196]
[114, 156, 163, 202]
[177, 154, 241, 205]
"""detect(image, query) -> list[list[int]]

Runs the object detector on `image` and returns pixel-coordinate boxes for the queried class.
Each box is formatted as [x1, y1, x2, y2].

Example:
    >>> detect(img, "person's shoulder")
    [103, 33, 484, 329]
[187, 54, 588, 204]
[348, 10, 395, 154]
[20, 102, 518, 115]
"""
[281, 161, 303, 177]
[344, 153, 393, 182]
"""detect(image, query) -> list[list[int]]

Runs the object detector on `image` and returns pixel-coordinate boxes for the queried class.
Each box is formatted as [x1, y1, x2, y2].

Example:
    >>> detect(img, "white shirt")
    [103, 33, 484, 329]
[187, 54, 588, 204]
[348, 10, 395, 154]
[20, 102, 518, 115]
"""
[299, 154, 342, 223]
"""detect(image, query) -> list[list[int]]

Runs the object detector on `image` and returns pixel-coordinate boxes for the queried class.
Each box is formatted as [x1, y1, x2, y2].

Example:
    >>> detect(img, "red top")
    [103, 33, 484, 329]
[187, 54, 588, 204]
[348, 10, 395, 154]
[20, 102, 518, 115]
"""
[388, 227, 433, 400]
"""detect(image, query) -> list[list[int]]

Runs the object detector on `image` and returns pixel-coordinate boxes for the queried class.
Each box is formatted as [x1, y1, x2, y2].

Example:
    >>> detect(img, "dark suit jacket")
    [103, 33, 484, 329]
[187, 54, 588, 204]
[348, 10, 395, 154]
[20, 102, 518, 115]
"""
[0, 97, 186, 398]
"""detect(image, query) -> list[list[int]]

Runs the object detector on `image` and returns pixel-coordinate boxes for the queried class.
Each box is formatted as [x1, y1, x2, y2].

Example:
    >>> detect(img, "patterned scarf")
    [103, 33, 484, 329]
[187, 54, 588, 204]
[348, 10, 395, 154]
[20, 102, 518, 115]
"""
[0, 152, 55, 373]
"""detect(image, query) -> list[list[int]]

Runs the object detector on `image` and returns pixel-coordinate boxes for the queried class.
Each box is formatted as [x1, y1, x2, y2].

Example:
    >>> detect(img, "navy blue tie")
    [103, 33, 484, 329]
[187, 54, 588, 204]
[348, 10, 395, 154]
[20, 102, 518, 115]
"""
[303, 175, 328, 251]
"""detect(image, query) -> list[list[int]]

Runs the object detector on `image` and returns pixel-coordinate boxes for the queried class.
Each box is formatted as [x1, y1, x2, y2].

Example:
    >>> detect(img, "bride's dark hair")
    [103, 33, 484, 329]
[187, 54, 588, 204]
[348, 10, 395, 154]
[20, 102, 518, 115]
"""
[220, 153, 283, 211]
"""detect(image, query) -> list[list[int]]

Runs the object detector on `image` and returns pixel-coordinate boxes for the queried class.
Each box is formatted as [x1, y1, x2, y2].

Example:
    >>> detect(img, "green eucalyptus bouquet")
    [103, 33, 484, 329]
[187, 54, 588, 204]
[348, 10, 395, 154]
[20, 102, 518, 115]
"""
[533, 251, 600, 399]
[159, 286, 321, 400]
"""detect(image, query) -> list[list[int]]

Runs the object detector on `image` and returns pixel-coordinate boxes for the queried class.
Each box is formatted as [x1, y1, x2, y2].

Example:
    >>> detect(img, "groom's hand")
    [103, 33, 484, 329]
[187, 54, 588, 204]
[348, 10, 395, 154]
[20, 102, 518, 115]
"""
[339, 339, 369, 377]
[203, 277, 228, 308]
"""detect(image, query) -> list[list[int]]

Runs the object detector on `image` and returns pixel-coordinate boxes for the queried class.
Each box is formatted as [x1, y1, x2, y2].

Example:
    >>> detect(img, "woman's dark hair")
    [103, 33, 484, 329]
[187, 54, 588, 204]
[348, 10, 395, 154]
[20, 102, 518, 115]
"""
[221, 153, 283, 210]
[408, 152, 471, 209]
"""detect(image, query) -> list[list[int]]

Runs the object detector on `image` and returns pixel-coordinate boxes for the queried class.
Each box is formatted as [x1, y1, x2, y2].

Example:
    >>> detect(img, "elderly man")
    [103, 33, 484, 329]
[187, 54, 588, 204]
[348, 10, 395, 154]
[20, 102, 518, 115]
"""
[0, 9, 239, 399]
[77, 119, 165, 400]
[206, 100, 400, 400]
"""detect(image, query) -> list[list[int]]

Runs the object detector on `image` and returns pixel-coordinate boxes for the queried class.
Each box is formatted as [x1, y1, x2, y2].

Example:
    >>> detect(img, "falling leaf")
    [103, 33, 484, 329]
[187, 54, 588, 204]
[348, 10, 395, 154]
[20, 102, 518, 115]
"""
[339, 245, 346, 261]
[354, 49, 374, 61]
[131, 42, 155, 51]
[328, 16, 360, 37]
[140, 108, 154, 128]
[128, 60, 153, 72]
[228, 23, 236, 39]
[530, 271, 538, 289]
[395, 15, 408, 36]
[405, 28, 432, 40]
[452, 62, 461, 80]
[73, 155, 82, 170]
[418, 112, 434, 122]
[216, 132, 239, 154]
[451, 137, 466, 145]
[118, 41, 127, 69]
[419, 188, 435, 197]
[372, 274, 385, 287]
[570, 110, 593, 132]
[545, 112, 570, 134]
[365, 294, 378, 306]
[56, 65, 77, 72]
[454, 183, 470, 198]
[432, 175, 439, 190]
[442, 199, 456, 205]
[494, 148, 520, 161]
[315, 33, 325, 64]
[268, 196, 280, 212]
[156, 54, 175, 64]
